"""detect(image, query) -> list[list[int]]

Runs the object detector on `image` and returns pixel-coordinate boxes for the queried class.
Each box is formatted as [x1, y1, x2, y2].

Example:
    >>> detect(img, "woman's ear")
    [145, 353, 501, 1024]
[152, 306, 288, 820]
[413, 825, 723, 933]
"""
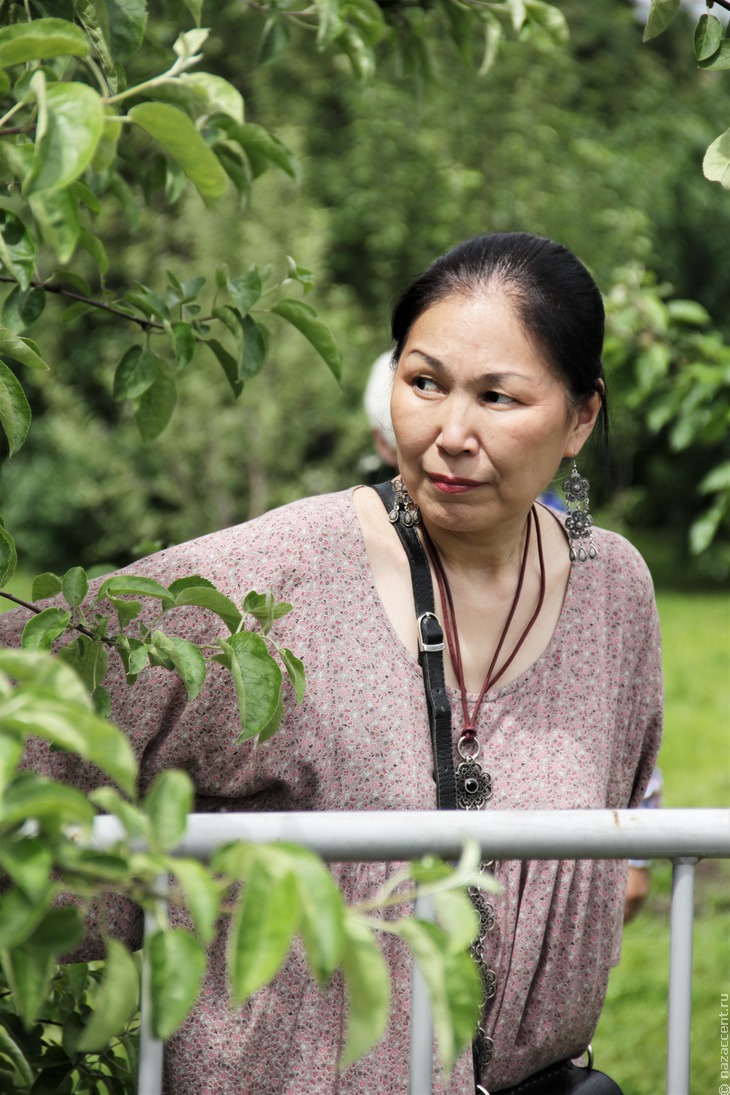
[565, 385, 603, 459]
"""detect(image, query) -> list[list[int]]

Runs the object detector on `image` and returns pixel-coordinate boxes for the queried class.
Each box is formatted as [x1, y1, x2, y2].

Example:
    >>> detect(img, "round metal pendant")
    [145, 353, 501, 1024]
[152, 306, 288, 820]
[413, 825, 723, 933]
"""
[456, 758, 492, 810]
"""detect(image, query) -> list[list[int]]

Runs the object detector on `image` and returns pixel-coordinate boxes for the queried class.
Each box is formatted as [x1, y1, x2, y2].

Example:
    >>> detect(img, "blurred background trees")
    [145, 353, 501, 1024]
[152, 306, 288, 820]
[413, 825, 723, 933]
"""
[1, 0, 728, 584]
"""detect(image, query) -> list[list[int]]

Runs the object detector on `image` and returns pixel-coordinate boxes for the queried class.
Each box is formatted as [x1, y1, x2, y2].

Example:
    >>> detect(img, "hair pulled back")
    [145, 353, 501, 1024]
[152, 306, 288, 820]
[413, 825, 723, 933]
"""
[391, 232, 608, 442]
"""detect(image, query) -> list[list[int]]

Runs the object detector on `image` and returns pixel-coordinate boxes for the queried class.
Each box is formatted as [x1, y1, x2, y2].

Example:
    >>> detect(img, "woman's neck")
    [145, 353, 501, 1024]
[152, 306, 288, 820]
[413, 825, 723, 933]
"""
[418, 509, 534, 581]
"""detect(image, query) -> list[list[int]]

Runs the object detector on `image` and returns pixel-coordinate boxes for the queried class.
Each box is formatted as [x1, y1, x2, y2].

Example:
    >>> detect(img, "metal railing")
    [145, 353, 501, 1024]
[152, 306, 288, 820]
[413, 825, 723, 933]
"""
[93, 807, 730, 1095]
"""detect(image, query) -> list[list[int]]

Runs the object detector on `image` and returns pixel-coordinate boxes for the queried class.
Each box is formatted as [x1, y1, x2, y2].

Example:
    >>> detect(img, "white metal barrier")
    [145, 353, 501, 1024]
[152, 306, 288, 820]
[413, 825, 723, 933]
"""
[93, 808, 730, 1095]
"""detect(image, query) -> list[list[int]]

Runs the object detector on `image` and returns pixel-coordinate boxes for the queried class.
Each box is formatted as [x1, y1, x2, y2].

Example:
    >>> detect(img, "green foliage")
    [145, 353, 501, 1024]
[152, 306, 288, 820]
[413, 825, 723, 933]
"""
[603, 265, 730, 577]
[0, 8, 345, 462]
[0, 653, 494, 1085]
[644, 0, 730, 188]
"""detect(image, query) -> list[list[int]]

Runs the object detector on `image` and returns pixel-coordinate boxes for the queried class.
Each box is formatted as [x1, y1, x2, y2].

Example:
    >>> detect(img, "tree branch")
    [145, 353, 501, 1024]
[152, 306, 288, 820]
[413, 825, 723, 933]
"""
[0, 275, 166, 332]
[0, 590, 41, 615]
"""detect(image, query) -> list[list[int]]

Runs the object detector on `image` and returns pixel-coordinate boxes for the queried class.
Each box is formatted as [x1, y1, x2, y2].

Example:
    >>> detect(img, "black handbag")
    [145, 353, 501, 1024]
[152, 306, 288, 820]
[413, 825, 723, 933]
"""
[491, 1057, 623, 1094]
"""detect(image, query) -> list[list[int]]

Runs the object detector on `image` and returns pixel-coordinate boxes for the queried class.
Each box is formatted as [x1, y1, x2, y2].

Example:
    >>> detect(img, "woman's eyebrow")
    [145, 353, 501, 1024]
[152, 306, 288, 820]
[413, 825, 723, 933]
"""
[407, 349, 528, 385]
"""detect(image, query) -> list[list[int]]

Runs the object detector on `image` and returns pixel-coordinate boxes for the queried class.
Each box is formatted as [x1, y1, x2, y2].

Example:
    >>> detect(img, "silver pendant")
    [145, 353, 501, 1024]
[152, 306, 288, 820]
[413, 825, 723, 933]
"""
[455, 736, 492, 810]
[455, 757, 492, 810]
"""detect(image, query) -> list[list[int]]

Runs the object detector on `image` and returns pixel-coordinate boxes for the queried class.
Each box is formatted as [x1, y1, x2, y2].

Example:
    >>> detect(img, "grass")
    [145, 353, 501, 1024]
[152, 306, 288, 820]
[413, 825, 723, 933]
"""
[592, 591, 730, 1095]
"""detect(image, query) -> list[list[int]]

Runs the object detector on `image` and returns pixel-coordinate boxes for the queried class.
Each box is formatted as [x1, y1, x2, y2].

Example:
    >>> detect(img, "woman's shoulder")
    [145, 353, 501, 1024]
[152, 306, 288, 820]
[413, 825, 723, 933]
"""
[582, 524, 657, 613]
[128, 488, 358, 587]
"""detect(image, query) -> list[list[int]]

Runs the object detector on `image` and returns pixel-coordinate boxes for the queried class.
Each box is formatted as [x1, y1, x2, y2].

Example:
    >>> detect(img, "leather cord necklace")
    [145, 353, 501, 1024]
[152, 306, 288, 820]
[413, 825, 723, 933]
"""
[420, 505, 546, 810]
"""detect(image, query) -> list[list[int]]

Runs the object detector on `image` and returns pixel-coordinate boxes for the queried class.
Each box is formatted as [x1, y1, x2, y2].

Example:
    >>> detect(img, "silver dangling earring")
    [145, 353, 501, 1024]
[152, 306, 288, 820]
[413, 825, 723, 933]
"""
[388, 475, 421, 527]
[563, 461, 597, 562]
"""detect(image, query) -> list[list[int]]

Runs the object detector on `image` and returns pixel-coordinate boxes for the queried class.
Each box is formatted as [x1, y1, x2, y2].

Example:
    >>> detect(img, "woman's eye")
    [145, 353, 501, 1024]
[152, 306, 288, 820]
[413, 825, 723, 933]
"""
[484, 391, 515, 405]
[414, 376, 440, 393]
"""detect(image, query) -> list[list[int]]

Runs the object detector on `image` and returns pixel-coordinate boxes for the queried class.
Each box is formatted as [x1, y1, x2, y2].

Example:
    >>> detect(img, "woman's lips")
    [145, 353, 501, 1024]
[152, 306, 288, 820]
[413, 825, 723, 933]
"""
[428, 473, 482, 494]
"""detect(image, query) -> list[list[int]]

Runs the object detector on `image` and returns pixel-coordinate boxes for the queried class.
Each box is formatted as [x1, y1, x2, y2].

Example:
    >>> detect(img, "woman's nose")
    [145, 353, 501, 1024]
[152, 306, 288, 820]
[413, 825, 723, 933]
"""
[436, 396, 478, 455]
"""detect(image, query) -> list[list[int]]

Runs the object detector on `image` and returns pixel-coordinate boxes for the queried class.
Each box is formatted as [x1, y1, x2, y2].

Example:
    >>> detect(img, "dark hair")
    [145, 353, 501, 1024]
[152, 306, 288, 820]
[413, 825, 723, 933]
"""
[391, 232, 608, 444]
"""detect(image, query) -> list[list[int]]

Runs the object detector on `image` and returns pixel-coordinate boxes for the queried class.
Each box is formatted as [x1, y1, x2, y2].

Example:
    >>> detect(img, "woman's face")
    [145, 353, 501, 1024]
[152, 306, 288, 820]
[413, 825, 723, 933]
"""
[390, 288, 599, 536]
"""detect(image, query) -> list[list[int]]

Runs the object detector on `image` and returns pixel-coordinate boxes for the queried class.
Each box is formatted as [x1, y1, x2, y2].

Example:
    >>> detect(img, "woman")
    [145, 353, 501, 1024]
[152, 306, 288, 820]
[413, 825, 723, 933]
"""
[8, 233, 662, 1094]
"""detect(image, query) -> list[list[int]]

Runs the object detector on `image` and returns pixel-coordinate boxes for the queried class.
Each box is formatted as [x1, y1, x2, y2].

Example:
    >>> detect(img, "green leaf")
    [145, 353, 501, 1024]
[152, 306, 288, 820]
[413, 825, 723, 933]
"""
[642, 0, 681, 42]
[74, 0, 119, 94]
[689, 497, 727, 555]
[62, 565, 89, 607]
[666, 299, 710, 326]
[0, 210, 36, 292]
[694, 13, 723, 61]
[256, 691, 283, 743]
[168, 574, 216, 595]
[184, 0, 205, 22]
[2, 286, 45, 333]
[703, 127, 730, 188]
[391, 918, 481, 1074]
[698, 460, 730, 495]
[93, 114, 123, 172]
[215, 632, 282, 741]
[27, 905, 85, 953]
[30, 572, 62, 600]
[93, 683, 111, 718]
[171, 322, 196, 371]
[149, 630, 206, 702]
[479, 13, 503, 76]
[230, 123, 300, 181]
[314, 0, 345, 49]
[174, 585, 242, 633]
[0, 838, 52, 903]
[0, 19, 89, 66]
[207, 337, 243, 397]
[117, 634, 148, 682]
[171, 859, 220, 945]
[181, 73, 245, 124]
[524, 1, 569, 45]
[280, 844, 344, 985]
[90, 786, 148, 842]
[129, 102, 229, 204]
[0, 887, 47, 950]
[227, 270, 262, 313]
[279, 647, 306, 704]
[0, 1023, 34, 1087]
[0, 646, 89, 703]
[98, 574, 175, 608]
[0, 325, 48, 370]
[0, 361, 31, 456]
[271, 299, 343, 382]
[113, 345, 160, 401]
[241, 315, 267, 379]
[29, 185, 81, 264]
[228, 856, 299, 1003]
[77, 940, 140, 1051]
[699, 39, 730, 70]
[144, 768, 194, 852]
[103, 0, 148, 64]
[0, 666, 138, 797]
[0, 942, 56, 1027]
[20, 607, 71, 651]
[0, 524, 17, 586]
[148, 928, 205, 1039]
[78, 227, 109, 276]
[340, 914, 390, 1067]
[1, 772, 95, 829]
[24, 78, 105, 196]
[135, 369, 177, 440]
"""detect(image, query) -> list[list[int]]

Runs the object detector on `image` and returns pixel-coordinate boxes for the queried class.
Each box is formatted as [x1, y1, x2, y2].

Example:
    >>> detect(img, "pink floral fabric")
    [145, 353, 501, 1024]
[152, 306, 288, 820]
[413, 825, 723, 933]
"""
[7, 487, 663, 1093]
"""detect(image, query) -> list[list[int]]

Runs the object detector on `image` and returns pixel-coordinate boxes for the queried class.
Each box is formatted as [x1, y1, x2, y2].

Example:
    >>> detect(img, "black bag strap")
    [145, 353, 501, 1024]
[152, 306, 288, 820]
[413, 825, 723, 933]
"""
[372, 482, 457, 810]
